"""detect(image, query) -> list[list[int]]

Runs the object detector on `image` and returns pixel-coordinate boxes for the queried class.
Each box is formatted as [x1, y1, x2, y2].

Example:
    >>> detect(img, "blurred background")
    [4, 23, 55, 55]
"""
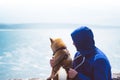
[0, 0, 120, 80]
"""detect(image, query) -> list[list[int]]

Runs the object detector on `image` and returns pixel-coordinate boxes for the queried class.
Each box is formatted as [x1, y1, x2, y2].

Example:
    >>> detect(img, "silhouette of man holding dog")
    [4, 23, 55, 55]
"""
[50, 26, 112, 80]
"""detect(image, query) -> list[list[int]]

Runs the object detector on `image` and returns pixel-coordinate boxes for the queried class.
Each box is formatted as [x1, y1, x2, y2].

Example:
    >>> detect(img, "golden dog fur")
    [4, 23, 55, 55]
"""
[47, 38, 72, 80]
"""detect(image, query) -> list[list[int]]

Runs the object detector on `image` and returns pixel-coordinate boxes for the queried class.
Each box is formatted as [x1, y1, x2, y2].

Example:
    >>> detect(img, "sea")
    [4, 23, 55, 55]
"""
[0, 23, 120, 80]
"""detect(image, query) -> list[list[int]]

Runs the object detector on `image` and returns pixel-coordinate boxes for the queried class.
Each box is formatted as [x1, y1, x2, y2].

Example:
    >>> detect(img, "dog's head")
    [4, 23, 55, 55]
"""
[50, 38, 66, 53]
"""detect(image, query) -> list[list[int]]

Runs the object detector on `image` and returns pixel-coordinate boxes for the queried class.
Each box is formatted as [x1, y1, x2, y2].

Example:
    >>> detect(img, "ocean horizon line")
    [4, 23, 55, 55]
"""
[0, 23, 120, 29]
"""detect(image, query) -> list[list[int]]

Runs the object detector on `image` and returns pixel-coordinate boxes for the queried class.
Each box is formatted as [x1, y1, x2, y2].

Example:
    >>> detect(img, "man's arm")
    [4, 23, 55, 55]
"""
[93, 59, 109, 80]
[68, 68, 90, 80]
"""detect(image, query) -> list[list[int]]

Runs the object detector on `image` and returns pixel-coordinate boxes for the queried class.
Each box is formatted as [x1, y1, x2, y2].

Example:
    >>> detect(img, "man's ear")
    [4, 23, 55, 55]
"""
[50, 38, 54, 43]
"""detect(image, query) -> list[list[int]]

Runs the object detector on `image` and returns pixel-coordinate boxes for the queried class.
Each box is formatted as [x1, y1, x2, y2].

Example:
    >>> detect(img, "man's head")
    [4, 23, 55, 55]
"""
[71, 26, 95, 51]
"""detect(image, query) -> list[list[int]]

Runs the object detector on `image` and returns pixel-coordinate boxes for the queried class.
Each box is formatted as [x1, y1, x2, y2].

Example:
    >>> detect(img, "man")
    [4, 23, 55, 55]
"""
[68, 26, 112, 80]
[50, 26, 112, 80]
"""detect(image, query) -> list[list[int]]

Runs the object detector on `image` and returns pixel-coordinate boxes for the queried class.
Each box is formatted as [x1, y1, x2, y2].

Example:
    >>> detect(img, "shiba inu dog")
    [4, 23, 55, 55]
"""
[47, 38, 72, 80]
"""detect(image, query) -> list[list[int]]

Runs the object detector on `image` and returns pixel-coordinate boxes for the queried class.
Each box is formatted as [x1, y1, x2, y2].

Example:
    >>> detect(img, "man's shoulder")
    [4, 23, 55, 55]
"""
[94, 48, 108, 61]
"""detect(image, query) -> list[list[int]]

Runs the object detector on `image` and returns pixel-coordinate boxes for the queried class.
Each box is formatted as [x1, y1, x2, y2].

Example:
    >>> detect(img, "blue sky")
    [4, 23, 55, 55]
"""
[0, 0, 120, 26]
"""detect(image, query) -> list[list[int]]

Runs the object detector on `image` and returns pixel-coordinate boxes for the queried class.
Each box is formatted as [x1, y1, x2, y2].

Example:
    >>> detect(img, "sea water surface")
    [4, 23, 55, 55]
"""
[0, 24, 120, 80]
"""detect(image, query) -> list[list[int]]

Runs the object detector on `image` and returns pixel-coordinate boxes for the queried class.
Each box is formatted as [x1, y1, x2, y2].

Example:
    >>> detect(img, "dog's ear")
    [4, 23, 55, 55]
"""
[50, 38, 54, 43]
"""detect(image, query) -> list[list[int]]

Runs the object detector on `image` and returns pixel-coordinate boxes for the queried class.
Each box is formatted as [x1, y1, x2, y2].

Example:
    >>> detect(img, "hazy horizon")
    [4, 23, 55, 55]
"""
[0, 23, 120, 30]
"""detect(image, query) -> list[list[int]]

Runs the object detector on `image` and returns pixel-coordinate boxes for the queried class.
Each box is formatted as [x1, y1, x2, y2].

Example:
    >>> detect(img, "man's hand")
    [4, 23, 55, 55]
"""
[68, 68, 78, 79]
[50, 57, 55, 67]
